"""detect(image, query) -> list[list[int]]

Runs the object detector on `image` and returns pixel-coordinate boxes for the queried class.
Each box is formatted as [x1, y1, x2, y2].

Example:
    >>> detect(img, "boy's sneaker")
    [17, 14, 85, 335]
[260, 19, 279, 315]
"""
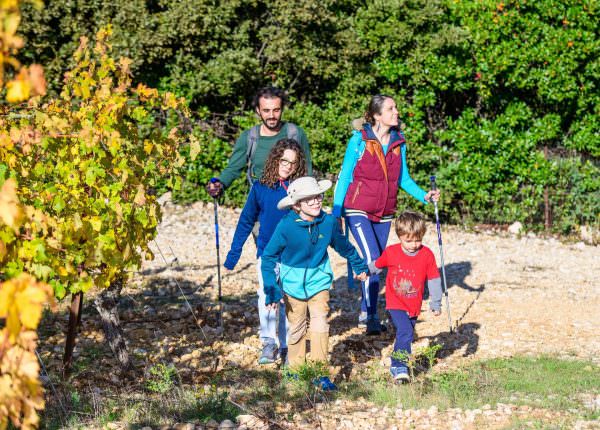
[390, 367, 410, 384]
[313, 376, 337, 391]
[258, 343, 278, 365]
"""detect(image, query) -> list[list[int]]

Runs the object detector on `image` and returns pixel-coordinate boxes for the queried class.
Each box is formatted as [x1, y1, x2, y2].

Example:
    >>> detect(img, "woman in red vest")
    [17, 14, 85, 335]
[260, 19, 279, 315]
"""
[333, 95, 440, 335]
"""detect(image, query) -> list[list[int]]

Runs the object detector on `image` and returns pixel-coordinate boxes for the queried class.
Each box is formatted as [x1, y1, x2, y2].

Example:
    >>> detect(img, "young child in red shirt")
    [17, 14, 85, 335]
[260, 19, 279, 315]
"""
[369, 210, 443, 383]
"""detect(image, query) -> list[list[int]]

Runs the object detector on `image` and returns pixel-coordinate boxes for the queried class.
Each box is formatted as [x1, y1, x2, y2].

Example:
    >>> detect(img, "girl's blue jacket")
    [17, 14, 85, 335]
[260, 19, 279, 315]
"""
[224, 181, 288, 270]
[261, 210, 368, 304]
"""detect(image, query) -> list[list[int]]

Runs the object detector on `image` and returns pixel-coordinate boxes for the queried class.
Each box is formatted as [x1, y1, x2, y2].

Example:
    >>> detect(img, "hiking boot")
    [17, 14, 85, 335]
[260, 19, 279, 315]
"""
[365, 315, 388, 335]
[258, 343, 278, 365]
[366, 317, 382, 335]
[390, 367, 410, 384]
[313, 376, 337, 391]
[279, 347, 288, 365]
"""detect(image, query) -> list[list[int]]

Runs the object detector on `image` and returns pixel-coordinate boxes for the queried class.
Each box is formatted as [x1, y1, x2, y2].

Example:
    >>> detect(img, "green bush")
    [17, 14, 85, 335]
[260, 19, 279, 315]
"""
[19, 0, 600, 231]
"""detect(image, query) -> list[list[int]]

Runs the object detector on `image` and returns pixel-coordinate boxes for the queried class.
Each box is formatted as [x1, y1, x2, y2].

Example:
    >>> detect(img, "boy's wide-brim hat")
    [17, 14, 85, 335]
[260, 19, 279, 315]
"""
[277, 176, 332, 210]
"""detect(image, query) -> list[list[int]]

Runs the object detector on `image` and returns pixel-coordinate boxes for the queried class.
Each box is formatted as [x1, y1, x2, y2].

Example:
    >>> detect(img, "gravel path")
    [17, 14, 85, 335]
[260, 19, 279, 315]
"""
[123, 199, 600, 429]
[146, 200, 600, 364]
[38, 198, 596, 429]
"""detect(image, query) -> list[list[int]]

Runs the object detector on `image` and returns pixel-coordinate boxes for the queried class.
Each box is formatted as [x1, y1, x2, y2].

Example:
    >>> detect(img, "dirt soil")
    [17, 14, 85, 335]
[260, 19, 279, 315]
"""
[38, 200, 600, 430]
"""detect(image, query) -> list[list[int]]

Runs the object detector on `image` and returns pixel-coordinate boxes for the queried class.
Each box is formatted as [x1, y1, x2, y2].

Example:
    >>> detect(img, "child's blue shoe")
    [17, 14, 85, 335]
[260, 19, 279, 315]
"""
[313, 376, 337, 391]
[390, 367, 410, 384]
[281, 367, 298, 381]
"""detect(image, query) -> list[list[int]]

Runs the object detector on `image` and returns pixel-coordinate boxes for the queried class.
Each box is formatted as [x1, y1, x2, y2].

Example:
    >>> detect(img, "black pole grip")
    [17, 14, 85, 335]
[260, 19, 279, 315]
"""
[430, 175, 437, 191]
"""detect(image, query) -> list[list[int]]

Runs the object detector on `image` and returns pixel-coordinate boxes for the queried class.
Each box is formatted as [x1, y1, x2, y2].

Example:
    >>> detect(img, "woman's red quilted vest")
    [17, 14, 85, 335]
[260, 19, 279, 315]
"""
[343, 130, 404, 221]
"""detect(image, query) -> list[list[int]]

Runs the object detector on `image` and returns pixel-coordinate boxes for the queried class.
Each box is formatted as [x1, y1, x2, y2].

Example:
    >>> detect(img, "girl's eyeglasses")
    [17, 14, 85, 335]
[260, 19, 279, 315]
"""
[300, 194, 324, 205]
[279, 158, 298, 168]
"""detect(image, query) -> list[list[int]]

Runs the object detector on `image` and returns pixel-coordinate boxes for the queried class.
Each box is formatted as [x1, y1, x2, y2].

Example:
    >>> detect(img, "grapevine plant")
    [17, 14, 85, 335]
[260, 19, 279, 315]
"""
[1, 25, 197, 374]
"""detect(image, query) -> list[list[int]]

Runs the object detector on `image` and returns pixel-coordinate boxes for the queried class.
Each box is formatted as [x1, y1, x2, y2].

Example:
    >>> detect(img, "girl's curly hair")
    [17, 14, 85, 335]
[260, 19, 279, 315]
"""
[260, 138, 306, 187]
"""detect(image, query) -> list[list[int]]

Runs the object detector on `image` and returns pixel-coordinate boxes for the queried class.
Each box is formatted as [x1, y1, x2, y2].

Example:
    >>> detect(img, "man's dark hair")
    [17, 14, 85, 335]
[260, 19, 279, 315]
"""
[253, 86, 288, 109]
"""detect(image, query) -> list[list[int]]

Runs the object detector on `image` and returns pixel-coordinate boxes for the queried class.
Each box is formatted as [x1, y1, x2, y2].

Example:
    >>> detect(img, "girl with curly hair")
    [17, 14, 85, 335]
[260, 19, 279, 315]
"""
[224, 138, 306, 364]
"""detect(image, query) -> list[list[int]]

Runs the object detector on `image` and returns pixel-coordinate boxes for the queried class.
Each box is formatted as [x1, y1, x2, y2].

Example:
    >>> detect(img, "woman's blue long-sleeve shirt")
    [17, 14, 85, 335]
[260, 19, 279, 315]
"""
[224, 181, 288, 270]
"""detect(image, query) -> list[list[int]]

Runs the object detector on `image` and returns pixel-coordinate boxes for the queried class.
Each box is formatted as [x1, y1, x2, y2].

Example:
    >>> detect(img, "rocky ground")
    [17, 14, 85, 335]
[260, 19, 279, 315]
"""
[39, 199, 600, 429]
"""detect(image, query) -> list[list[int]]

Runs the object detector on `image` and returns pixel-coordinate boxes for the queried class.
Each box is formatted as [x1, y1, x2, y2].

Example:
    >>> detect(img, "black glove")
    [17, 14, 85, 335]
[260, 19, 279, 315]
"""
[206, 178, 224, 198]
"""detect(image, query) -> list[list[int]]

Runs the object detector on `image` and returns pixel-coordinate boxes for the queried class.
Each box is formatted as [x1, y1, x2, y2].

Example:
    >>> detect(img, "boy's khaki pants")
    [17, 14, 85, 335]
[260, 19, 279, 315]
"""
[284, 290, 329, 367]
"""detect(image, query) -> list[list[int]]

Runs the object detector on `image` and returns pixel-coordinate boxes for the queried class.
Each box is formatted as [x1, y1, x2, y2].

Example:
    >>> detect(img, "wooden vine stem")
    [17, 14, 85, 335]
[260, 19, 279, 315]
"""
[63, 291, 83, 374]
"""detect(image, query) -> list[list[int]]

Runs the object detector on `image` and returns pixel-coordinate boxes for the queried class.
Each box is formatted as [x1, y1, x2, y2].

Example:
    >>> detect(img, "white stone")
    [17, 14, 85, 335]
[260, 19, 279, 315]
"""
[508, 221, 523, 235]
[218, 420, 236, 429]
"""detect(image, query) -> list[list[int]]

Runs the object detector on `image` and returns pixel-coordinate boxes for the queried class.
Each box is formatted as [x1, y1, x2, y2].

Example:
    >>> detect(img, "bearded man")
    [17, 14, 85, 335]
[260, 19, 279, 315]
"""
[207, 87, 313, 197]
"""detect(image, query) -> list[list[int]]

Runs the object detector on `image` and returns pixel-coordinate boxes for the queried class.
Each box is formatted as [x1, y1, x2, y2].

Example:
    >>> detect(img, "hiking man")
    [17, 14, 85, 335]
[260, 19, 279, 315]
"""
[206, 86, 313, 198]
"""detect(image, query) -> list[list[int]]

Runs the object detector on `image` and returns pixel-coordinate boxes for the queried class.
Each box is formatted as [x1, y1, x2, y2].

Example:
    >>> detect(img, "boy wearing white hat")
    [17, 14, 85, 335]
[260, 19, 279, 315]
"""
[261, 176, 368, 390]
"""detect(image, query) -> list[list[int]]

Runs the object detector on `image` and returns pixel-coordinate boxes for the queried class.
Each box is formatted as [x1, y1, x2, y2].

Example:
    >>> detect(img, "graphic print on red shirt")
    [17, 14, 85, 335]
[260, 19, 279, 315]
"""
[374, 243, 440, 317]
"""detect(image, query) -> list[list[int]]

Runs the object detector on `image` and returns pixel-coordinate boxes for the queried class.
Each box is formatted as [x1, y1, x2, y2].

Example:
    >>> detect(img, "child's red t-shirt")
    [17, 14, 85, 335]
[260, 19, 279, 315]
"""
[374, 244, 439, 317]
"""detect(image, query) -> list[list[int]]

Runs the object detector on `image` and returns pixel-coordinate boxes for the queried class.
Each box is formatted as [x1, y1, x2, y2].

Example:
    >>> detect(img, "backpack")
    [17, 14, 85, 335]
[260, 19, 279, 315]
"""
[246, 122, 298, 185]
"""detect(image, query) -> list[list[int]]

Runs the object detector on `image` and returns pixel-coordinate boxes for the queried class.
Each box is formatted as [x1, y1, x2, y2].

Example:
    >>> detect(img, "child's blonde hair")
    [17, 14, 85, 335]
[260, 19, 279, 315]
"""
[395, 210, 427, 239]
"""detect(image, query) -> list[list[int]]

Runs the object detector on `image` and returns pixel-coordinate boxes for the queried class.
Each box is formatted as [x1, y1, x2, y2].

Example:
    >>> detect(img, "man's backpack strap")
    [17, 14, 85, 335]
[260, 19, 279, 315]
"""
[246, 124, 261, 185]
[286, 122, 298, 142]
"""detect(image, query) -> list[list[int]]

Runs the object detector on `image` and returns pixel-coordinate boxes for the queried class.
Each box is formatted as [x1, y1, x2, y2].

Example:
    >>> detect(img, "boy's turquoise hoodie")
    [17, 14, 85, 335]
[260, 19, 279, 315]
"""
[261, 210, 368, 305]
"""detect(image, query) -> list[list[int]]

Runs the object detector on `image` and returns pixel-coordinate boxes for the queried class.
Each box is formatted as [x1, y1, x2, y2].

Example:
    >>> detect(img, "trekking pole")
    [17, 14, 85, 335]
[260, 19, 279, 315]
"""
[210, 178, 223, 329]
[345, 219, 356, 290]
[430, 176, 453, 333]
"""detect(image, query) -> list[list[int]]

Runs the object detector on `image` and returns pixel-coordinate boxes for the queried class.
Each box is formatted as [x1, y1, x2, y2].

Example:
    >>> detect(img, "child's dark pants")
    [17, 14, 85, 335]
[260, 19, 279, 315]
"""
[389, 310, 418, 369]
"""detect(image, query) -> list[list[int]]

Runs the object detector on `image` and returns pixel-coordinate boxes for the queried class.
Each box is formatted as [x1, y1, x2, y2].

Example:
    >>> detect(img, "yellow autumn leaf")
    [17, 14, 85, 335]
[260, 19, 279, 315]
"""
[0, 178, 22, 229]
[162, 92, 179, 109]
[143, 140, 153, 155]
[119, 57, 132, 76]
[0, 239, 6, 261]
[133, 184, 146, 206]
[0, 131, 14, 148]
[189, 135, 201, 161]
[73, 212, 83, 231]
[135, 83, 158, 100]
[0, 0, 19, 10]
[0, 281, 16, 317]
[6, 75, 30, 103]
[15, 283, 52, 330]
[5, 307, 21, 342]
[16, 350, 40, 379]
[89, 216, 102, 232]
[4, 11, 21, 38]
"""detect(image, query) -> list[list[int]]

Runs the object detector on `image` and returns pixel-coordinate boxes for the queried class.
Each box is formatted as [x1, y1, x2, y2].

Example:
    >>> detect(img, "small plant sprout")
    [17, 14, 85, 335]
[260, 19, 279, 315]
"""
[145, 363, 177, 394]
[391, 343, 442, 380]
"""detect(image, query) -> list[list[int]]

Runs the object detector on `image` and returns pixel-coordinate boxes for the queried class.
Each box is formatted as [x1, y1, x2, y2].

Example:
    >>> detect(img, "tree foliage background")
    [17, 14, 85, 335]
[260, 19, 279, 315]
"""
[18, 0, 599, 233]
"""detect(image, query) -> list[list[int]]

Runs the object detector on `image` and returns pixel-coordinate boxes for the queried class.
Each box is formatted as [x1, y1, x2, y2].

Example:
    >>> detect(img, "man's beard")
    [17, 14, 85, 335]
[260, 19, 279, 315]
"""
[261, 117, 282, 131]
